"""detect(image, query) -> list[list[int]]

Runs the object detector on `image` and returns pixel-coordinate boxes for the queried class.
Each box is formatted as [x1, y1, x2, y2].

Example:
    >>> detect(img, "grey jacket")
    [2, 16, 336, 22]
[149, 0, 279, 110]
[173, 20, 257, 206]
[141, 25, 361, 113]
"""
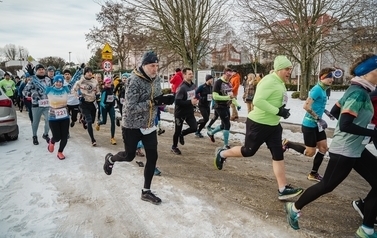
[122, 67, 162, 129]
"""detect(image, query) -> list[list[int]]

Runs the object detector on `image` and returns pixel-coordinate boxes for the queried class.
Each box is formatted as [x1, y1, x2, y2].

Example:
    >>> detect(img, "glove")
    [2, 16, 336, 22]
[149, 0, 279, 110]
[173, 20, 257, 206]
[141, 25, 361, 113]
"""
[25, 64, 35, 76]
[79, 96, 85, 103]
[237, 106, 241, 111]
[96, 94, 100, 100]
[324, 109, 335, 120]
[317, 118, 328, 130]
[276, 106, 291, 119]
[80, 63, 85, 69]
[153, 94, 175, 106]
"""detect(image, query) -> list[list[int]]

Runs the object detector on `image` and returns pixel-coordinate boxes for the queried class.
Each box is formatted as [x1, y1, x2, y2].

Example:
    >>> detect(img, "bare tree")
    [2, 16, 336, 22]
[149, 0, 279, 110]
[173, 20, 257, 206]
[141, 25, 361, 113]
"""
[85, 1, 143, 71]
[237, 0, 364, 98]
[2, 44, 29, 61]
[122, 0, 229, 77]
[39, 56, 66, 71]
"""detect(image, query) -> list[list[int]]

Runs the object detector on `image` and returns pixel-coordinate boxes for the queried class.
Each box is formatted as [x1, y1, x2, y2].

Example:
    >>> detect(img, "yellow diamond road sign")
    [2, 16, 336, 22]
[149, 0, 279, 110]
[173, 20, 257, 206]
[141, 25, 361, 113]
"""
[102, 43, 113, 60]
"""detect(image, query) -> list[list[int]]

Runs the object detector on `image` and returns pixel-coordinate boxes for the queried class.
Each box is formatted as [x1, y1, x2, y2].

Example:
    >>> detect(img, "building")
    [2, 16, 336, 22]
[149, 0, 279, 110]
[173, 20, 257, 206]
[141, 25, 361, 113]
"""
[211, 44, 241, 67]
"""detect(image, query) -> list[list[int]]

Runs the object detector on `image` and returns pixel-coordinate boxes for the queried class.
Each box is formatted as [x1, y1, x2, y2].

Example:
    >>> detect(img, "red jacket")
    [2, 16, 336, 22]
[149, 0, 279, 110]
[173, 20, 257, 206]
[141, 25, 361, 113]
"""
[170, 71, 183, 93]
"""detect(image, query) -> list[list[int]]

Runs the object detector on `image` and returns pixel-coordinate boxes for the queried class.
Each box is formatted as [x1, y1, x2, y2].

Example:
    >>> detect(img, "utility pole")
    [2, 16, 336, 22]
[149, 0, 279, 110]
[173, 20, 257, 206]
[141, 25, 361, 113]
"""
[69, 52, 71, 64]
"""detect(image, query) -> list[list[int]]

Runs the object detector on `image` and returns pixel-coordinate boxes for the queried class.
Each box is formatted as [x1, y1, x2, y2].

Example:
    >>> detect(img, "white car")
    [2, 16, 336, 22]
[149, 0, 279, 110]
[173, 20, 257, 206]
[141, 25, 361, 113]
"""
[0, 86, 18, 140]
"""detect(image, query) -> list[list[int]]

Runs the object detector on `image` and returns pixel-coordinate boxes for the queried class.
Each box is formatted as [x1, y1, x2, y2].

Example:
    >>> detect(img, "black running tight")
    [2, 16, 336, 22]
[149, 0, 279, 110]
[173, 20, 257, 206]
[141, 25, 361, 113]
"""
[111, 128, 158, 189]
[49, 119, 69, 152]
[295, 149, 377, 228]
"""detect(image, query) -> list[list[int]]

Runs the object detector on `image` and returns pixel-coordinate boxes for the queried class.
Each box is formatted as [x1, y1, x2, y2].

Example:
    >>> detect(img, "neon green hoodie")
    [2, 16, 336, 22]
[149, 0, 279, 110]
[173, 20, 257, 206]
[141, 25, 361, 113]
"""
[0, 79, 16, 97]
[249, 72, 287, 126]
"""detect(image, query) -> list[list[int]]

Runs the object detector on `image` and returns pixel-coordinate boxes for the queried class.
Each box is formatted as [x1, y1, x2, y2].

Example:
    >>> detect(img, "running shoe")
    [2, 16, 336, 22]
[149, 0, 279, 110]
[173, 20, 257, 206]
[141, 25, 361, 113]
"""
[352, 198, 377, 226]
[355, 226, 377, 238]
[214, 147, 226, 170]
[179, 134, 185, 145]
[282, 138, 289, 152]
[307, 172, 323, 182]
[207, 131, 215, 143]
[195, 132, 204, 138]
[157, 128, 165, 136]
[154, 167, 161, 176]
[103, 153, 114, 175]
[141, 190, 161, 205]
[57, 152, 65, 160]
[136, 148, 145, 157]
[42, 134, 50, 143]
[284, 202, 300, 230]
[278, 185, 304, 200]
[171, 147, 182, 155]
[92, 140, 97, 146]
[95, 123, 100, 131]
[32, 136, 39, 145]
[70, 121, 75, 127]
[223, 145, 231, 149]
[48, 141, 55, 153]
[110, 138, 116, 145]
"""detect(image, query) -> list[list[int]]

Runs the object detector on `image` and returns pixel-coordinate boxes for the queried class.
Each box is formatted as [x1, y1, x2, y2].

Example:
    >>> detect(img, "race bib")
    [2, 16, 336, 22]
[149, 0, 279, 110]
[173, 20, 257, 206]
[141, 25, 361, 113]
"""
[51, 108, 68, 119]
[120, 98, 125, 105]
[187, 90, 195, 100]
[38, 99, 49, 107]
[140, 125, 157, 135]
[207, 94, 212, 101]
[106, 95, 114, 102]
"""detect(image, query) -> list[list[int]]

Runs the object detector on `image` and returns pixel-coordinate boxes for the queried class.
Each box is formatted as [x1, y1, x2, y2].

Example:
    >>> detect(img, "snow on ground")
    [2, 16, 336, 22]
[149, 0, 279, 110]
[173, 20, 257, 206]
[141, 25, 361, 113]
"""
[1, 86, 376, 237]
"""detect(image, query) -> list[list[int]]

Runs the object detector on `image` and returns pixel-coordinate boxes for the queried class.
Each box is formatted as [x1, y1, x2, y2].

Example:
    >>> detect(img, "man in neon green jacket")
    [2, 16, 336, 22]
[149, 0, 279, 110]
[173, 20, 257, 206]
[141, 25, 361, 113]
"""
[0, 72, 16, 100]
[213, 55, 304, 201]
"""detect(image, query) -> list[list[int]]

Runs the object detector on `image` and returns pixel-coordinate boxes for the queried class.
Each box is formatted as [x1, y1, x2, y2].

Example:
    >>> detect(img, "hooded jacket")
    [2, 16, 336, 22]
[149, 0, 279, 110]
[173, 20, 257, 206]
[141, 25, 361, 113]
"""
[122, 67, 162, 129]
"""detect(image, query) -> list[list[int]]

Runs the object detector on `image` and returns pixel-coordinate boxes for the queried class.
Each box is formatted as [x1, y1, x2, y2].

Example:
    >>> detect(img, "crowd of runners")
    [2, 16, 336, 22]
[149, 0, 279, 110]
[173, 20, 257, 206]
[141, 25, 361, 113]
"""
[2, 51, 377, 237]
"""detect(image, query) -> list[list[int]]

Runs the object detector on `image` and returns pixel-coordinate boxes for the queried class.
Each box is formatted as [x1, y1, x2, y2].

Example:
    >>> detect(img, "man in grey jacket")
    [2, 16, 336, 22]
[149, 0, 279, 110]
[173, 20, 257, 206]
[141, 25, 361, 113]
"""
[103, 51, 169, 205]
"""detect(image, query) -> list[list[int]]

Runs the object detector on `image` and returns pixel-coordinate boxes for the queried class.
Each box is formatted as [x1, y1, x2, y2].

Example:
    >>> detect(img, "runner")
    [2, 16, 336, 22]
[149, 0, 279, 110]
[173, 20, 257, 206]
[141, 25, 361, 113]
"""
[72, 67, 100, 146]
[23, 64, 51, 145]
[213, 56, 303, 200]
[171, 67, 198, 155]
[282, 67, 335, 182]
[207, 68, 241, 149]
[284, 54, 377, 238]
[96, 77, 117, 145]
[195, 74, 213, 138]
[45, 74, 71, 160]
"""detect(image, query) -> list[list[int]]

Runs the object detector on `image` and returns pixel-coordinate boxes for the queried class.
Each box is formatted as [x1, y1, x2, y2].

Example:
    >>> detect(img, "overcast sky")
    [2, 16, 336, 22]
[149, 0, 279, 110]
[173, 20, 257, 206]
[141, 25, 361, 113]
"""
[0, 0, 102, 63]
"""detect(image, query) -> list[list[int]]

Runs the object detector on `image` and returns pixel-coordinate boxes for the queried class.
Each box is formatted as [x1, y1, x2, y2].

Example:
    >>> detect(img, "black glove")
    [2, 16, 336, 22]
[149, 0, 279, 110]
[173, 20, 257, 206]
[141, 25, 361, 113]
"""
[276, 106, 291, 119]
[317, 118, 328, 130]
[153, 94, 175, 106]
[79, 96, 85, 103]
[25, 64, 35, 76]
[80, 63, 85, 69]
[324, 109, 335, 120]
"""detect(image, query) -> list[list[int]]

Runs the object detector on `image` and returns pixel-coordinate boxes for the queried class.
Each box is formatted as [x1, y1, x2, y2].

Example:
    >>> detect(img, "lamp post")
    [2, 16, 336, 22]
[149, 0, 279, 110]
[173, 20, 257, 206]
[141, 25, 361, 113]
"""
[68, 52, 71, 64]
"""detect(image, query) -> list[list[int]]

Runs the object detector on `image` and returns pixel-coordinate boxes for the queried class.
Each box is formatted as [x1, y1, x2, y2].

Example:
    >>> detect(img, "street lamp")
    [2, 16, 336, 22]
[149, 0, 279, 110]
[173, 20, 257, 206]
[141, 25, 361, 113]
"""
[69, 52, 71, 64]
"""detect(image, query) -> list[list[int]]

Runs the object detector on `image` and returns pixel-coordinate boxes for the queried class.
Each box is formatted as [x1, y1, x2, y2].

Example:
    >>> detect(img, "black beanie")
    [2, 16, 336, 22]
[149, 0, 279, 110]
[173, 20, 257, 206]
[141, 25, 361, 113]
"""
[141, 51, 159, 66]
[84, 67, 93, 75]
[35, 64, 45, 71]
[205, 74, 213, 81]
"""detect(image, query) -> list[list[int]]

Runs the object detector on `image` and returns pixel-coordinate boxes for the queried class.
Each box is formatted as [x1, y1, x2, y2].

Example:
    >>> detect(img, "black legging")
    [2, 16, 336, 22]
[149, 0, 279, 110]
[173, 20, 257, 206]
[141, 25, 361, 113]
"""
[295, 149, 377, 228]
[49, 118, 70, 152]
[172, 114, 197, 147]
[215, 107, 231, 130]
[67, 105, 79, 123]
[79, 101, 97, 143]
[207, 110, 219, 128]
[197, 105, 210, 133]
[111, 128, 158, 189]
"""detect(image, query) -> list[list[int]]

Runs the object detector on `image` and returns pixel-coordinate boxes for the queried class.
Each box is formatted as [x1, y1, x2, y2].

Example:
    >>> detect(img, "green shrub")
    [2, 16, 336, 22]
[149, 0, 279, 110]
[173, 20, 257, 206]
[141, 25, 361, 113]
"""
[291, 91, 300, 98]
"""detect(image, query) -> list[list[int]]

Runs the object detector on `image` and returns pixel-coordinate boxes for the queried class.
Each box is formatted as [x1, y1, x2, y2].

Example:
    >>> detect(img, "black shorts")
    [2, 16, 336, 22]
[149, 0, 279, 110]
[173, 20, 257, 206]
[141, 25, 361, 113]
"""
[242, 119, 284, 160]
[301, 125, 327, 147]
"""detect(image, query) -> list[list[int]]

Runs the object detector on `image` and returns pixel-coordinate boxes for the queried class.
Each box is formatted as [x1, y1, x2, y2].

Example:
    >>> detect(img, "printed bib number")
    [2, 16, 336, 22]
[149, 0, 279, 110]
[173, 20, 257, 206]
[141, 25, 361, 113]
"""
[120, 98, 125, 105]
[52, 108, 68, 119]
[207, 94, 212, 101]
[362, 123, 375, 144]
[140, 126, 157, 135]
[38, 99, 49, 107]
[106, 95, 114, 102]
[187, 90, 195, 100]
